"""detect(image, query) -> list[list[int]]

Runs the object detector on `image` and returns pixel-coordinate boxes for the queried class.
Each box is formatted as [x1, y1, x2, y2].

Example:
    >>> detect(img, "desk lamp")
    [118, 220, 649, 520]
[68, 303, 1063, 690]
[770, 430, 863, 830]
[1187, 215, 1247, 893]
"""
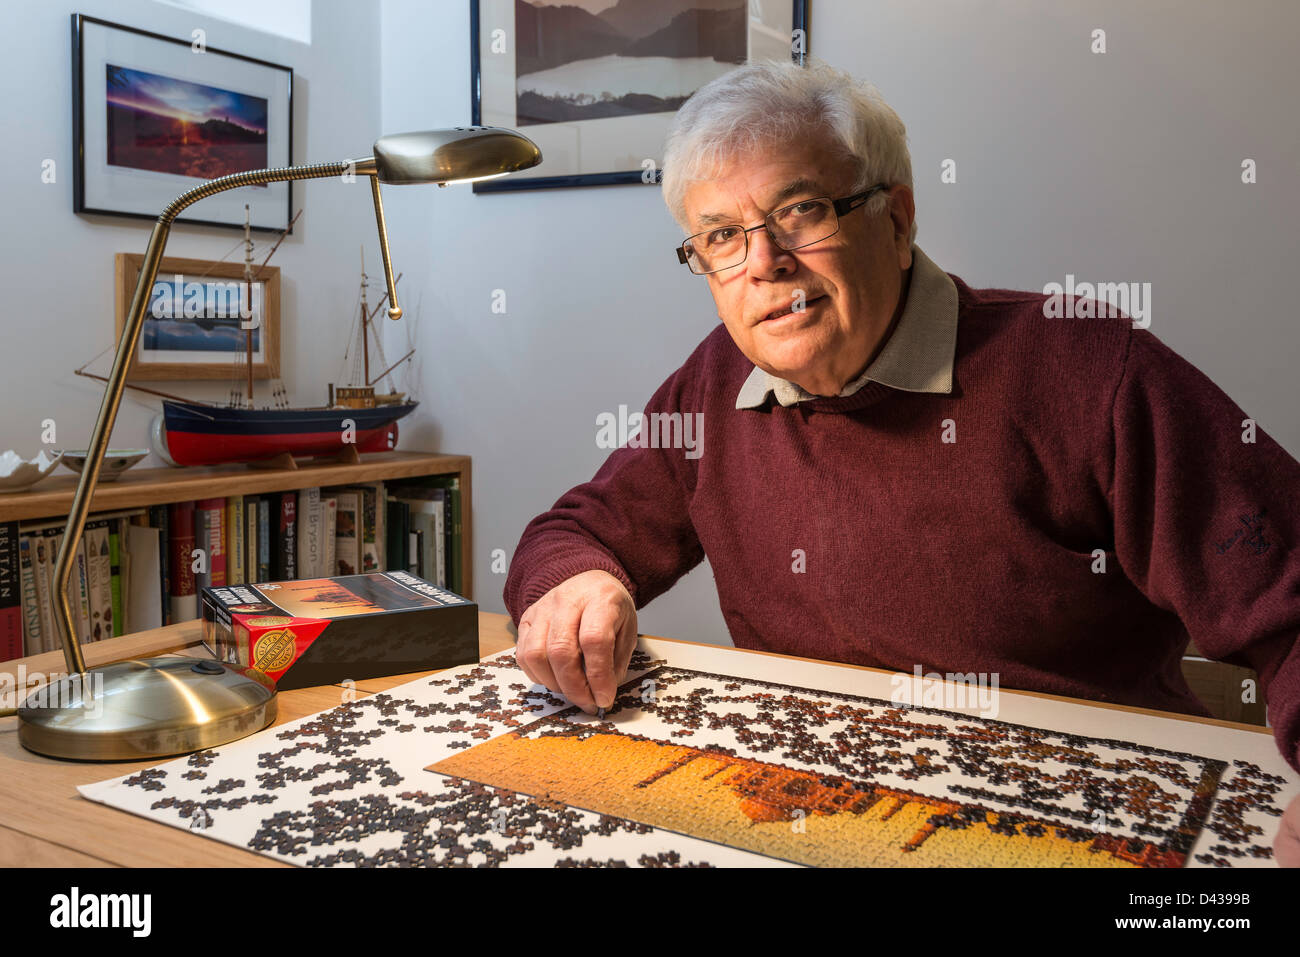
[19, 127, 542, 760]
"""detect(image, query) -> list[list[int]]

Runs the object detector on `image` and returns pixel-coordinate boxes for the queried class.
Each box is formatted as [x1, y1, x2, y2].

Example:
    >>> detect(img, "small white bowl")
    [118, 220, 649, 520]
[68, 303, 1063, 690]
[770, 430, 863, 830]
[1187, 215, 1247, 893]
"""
[0, 449, 65, 492]
[60, 449, 150, 482]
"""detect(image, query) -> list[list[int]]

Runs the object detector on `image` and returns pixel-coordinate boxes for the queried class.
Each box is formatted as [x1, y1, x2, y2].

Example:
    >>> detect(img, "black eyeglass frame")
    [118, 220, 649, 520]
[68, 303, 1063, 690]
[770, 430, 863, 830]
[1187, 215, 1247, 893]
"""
[675, 184, 890, 274]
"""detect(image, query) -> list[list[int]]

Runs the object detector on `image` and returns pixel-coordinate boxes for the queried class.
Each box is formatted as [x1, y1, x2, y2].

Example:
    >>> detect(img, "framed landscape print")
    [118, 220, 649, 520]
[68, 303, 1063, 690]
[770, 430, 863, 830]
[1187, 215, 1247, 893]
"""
[470, 0, 809, 192]
[114, 253, 281, 381]
[73, 14, 293, 231]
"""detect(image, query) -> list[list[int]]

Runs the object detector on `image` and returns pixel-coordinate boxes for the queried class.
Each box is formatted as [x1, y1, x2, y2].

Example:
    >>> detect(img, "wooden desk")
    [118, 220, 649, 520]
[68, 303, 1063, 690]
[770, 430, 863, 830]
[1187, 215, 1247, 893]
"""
[0, 613, 1273, 868]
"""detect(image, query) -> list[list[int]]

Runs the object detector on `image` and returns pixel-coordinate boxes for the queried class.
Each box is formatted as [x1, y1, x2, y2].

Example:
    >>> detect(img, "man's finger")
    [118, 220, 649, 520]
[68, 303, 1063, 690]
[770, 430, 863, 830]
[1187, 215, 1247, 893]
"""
[548, 600, 598, 712]
[518, 614, 562, 696]
[1274, 796, 1300, 868]
[577, 600, 625, 710]
[613, 612, 638, 683]
[514, 617, 534, 682]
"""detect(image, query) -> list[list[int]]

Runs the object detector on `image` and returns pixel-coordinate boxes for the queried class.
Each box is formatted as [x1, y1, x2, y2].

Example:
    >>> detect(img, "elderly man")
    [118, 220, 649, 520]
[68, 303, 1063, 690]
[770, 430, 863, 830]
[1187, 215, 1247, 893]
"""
[503, 60, 1300, 861]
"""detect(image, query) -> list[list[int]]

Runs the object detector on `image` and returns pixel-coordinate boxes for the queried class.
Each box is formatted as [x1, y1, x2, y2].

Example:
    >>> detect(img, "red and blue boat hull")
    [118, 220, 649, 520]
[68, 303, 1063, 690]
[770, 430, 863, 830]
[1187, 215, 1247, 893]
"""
[161, 400, 417, 466]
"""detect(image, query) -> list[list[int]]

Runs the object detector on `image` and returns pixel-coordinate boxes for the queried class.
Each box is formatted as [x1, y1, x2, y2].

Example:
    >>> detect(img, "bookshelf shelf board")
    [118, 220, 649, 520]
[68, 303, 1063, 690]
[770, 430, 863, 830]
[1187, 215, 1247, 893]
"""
[0, 449, 474, 608]
[0, 452, 468, 523]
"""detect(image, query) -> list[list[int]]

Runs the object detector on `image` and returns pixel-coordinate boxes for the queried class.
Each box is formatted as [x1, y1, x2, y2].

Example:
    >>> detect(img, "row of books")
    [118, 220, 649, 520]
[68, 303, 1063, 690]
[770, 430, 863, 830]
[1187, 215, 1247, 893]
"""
[0, 474, 464, 661]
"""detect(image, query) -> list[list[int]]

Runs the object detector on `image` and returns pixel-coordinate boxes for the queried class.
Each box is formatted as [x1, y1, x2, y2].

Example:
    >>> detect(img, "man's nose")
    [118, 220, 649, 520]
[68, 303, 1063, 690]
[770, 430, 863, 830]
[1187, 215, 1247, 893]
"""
[746, 226, 797, 279]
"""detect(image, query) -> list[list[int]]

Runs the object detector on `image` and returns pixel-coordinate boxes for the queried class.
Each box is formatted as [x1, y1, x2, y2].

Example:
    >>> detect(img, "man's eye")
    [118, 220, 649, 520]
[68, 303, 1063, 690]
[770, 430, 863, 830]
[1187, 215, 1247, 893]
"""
[780, 201, 825, 221]
[707, 227, 740, 245]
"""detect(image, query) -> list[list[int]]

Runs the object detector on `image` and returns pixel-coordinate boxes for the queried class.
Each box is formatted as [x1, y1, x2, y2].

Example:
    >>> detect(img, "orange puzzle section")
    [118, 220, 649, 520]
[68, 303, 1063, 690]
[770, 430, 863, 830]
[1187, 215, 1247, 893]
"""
[431, 728, 1167, 867]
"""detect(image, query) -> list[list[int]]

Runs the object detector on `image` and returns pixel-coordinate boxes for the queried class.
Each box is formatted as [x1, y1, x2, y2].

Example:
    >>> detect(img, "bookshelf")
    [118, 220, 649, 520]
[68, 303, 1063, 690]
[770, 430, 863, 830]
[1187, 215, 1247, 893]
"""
[0, 450, 473, 600]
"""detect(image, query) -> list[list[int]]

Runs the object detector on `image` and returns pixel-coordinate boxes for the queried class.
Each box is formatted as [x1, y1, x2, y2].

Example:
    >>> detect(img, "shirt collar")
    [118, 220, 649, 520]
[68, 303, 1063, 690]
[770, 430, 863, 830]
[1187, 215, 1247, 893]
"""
[734, 244, 959, 410]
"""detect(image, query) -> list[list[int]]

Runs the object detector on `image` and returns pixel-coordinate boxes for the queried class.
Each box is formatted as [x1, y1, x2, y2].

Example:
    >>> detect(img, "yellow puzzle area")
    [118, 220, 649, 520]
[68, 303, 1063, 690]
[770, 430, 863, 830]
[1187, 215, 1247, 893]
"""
[430, 730, 1149, 867]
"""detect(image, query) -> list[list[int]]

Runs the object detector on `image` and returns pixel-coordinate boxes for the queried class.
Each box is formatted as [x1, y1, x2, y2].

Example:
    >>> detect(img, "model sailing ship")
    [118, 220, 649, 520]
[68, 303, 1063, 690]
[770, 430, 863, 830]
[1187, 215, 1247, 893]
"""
[78, 210, 418, 467]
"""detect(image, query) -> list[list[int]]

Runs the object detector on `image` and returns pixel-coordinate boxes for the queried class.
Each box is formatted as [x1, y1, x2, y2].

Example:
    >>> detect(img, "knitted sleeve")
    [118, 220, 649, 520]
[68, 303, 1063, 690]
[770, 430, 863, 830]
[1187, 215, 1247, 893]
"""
[503, 362, 706, 624]
[1109, 328, 1300, 773]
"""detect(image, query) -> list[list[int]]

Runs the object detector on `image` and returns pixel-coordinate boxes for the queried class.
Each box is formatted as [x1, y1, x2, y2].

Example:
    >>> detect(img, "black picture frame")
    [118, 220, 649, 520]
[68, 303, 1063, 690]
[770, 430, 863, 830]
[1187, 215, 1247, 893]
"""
[470, 0, 810, 193]
[72, 13, 294, 232]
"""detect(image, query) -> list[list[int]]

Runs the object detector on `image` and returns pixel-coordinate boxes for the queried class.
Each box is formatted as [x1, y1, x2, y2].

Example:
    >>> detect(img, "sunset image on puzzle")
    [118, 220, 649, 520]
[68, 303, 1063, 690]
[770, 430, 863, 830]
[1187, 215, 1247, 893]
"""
[431, 666, 1226, 867]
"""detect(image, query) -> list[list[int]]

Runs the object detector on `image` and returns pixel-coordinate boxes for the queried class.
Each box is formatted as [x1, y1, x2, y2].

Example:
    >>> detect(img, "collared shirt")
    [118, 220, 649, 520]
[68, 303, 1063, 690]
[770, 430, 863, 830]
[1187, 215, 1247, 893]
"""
[734, 244, 959, 409]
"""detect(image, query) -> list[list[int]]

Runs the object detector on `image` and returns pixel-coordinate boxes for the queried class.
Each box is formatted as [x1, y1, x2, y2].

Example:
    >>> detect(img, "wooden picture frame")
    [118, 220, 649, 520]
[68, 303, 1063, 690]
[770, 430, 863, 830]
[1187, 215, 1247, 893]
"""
[114, 254, 281, 382]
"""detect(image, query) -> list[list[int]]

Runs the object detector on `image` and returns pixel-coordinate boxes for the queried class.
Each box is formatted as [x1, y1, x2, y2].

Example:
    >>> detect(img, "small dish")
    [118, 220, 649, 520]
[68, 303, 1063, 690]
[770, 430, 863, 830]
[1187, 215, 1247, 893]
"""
[0, 449, 65, 492]
[60, 448, 150, 482]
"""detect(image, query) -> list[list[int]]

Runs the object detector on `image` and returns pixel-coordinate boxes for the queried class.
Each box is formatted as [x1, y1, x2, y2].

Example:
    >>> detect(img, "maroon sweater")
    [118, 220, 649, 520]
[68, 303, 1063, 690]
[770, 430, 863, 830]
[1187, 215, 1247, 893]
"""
[505, 274, 1300, 773]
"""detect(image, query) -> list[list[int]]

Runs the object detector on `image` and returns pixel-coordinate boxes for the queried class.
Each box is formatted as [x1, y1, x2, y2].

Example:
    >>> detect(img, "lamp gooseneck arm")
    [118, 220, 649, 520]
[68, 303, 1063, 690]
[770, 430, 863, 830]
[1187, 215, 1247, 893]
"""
[51, 160, 359, 678]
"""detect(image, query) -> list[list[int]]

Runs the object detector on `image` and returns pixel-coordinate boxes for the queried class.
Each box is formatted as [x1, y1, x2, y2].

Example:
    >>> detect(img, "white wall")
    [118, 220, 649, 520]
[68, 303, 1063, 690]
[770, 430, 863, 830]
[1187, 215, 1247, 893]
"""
[0, 0, 381, 467]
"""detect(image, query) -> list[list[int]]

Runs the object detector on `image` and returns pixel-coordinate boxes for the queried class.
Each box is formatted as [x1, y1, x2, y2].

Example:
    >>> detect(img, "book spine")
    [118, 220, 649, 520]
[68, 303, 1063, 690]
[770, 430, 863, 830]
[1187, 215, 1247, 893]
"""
[359, 485, 379, 573]
[322, 497, 337, 579]
[196, 498, 227, 589]
[275, 491, 297, 580]
[149, 505, 171, 626]
[107, 521, 124, 637]
[433, 490, 446, 588]
[84, 523, 112, 640]
[297, 488, 321, 579]
[18, 537, 39, 656]
[0, 521, 22, 659]
[167, 503, 196, 624]
[375, 481, 386, 574]
[42, 529, 67, 650]
[257, 496, 271, 581]
[384, 500, 402, 572]
[195, 516, 209, 619]
[245, 495, 259, 584]
[447, 483, 461, 595]
[74, 537, 92, 642]
[335, 492, 359, 576]
[228, 496, 246, 586]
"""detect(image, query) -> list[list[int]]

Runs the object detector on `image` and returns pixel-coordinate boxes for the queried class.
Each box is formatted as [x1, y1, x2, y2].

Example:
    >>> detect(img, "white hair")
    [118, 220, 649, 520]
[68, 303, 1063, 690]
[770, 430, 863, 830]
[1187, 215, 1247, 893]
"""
[661, 59, 916, 244]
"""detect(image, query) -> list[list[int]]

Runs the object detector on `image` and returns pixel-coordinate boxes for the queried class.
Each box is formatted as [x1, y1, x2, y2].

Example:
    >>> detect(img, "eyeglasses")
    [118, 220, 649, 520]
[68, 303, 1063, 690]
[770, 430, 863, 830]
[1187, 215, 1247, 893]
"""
[675, 185, 888, 275]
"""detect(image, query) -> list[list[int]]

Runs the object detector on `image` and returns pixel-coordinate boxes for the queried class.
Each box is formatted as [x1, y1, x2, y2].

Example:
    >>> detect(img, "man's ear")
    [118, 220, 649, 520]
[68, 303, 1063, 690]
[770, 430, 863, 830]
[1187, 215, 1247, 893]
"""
[887, 185, 916, 261]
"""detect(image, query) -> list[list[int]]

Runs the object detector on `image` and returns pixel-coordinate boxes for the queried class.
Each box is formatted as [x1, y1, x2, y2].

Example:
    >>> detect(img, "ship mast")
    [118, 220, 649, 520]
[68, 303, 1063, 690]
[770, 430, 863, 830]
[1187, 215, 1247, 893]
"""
[360, 245, 371, 388]
[242, 205, 255, 407]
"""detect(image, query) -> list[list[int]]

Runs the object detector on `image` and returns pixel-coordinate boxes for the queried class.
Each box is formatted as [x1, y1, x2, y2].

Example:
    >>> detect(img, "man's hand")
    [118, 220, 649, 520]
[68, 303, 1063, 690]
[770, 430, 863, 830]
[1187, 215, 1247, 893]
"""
[1275, 792, 1300, 867]
[514, 570, 638, 714]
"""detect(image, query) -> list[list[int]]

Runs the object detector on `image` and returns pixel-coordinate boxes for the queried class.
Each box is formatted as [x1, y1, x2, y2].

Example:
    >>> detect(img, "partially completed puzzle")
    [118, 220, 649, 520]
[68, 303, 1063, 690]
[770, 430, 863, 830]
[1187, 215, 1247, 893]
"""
[79, 641, 1295, 867]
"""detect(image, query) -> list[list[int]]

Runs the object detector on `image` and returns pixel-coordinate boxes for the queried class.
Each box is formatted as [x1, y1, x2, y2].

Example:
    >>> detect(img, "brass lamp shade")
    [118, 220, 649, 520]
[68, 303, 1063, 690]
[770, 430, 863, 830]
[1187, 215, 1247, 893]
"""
[370, 127, 542, 185]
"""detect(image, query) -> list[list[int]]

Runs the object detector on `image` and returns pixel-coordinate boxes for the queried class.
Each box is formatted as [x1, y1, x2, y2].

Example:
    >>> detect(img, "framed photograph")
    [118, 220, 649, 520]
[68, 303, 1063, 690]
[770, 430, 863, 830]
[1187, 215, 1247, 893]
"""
[114, 253, 281, 381]
[470, 0, 809, 192]
[73, 14, 293, 231]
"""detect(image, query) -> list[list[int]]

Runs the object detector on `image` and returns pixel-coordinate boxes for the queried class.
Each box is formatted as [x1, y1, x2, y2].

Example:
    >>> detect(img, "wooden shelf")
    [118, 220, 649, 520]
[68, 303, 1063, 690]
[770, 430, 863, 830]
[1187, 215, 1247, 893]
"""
[0, 450, 473, 600]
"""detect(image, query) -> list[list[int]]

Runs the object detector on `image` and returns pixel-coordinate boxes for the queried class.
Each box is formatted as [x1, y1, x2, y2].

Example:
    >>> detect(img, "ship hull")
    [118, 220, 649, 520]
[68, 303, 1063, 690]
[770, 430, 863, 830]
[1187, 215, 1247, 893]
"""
[161, 400, 417, 466]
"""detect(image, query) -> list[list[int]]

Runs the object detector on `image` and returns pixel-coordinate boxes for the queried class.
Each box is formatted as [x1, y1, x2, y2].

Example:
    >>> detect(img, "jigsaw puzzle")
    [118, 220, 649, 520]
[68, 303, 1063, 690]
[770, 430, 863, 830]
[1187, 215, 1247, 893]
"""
[431, 665, 1233, 867]
[79, 642, 1295, 867]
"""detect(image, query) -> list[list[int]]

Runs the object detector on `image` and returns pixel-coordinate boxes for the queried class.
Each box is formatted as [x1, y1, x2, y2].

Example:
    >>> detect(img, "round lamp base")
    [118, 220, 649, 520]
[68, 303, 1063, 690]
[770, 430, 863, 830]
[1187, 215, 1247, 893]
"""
[18, 658, 277, 761]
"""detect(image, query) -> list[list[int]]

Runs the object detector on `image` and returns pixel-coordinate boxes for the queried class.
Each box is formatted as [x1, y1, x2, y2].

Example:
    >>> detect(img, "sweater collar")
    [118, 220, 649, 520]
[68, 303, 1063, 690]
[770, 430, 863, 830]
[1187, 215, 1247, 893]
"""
[734, 244, 959, 410]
